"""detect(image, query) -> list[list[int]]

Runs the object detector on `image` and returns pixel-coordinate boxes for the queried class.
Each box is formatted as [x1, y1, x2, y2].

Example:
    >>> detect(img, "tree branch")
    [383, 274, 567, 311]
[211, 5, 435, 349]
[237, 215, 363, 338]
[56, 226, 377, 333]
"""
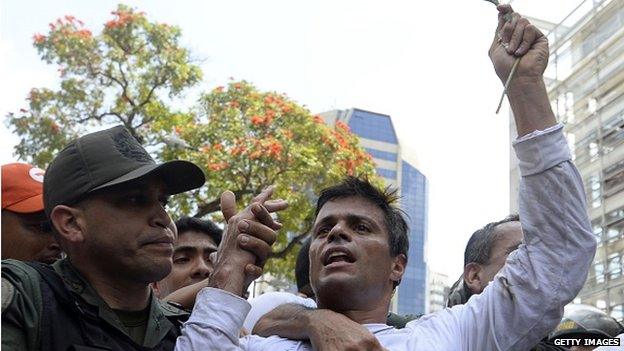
[116, 62, 135, 108]
[269, 231, 310, 259]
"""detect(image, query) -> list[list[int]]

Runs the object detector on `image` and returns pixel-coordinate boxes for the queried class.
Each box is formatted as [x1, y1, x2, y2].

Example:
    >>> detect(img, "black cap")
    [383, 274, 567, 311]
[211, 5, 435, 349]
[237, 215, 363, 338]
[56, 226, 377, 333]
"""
[44, 125, 205, 216]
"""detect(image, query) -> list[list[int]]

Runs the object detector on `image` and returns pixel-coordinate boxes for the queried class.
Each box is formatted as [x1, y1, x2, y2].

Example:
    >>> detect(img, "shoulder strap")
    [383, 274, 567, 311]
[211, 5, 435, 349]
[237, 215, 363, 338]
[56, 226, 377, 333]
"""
[24, 262, 82, 314]
[24, 262, 114, 350]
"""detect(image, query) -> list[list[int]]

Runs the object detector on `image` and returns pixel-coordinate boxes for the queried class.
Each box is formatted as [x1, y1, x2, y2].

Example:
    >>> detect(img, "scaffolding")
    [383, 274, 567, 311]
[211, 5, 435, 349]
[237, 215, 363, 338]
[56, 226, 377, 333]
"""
[546, 0, 624, 322]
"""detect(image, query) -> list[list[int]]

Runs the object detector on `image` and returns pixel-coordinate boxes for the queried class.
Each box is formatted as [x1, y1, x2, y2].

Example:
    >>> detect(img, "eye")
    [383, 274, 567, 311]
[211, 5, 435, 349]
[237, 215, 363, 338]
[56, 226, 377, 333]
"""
[127, 194, 148, 205]
[315, 226, 330, 237]
[173, 256, 190, 264]
[160, 197, 170, 208]
[356, 224, 371, 233]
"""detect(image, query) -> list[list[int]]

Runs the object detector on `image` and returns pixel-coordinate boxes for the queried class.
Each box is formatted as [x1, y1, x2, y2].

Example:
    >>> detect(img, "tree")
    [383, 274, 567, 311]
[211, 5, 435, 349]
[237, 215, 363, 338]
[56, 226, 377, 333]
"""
[5, 5, 379, 279]
[6, 4, 202, 167]
[154, 80, 379, 279]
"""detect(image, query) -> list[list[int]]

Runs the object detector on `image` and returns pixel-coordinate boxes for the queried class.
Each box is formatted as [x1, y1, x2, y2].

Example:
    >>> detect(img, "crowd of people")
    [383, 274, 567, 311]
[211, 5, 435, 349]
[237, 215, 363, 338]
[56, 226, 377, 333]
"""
[2, 5, 623, 351]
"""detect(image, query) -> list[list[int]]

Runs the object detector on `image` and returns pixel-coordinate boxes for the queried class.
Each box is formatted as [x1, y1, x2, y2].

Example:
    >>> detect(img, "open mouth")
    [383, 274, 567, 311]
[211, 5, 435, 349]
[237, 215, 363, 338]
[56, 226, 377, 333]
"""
[322, 247, 356, 266]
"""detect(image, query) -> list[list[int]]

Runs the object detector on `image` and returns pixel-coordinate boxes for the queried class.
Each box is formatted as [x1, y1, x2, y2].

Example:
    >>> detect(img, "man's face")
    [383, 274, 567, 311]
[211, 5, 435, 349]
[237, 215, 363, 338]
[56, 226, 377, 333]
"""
[154, 230, 218, 298]
[309, 196, 404, 310]
[76, 176, 176, 283]
[1, 210, 62, 263]
[475, 221, 523, 293]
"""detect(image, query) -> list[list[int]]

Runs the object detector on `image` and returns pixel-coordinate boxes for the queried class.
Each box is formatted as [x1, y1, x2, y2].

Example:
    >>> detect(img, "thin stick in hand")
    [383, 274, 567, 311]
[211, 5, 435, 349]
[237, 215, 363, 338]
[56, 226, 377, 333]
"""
[496, 57, 520, 114]
[484, 0, 516, 113]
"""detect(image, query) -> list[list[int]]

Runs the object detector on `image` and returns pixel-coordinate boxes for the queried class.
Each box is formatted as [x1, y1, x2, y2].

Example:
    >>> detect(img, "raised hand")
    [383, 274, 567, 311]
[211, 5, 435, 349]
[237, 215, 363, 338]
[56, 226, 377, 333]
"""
[489, 4, 549, 84]
[209, 187, 288, 296]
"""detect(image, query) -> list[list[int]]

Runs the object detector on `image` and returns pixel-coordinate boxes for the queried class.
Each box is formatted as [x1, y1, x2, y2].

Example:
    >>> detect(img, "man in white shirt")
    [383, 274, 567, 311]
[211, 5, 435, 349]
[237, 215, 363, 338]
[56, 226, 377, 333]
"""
[175, 5, 597, 350]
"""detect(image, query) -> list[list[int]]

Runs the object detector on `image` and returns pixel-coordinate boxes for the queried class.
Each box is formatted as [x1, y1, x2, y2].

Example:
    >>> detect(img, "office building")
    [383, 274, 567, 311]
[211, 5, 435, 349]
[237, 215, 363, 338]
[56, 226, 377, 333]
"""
[321, 108, 429, 315]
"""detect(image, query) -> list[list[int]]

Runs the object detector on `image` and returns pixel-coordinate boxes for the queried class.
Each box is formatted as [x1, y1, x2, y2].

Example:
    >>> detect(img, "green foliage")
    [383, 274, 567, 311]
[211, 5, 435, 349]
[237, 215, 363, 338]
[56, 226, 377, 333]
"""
[156, 80, 380, 279]
[6, 5, 202, 167]
[5, 5, 380, 281]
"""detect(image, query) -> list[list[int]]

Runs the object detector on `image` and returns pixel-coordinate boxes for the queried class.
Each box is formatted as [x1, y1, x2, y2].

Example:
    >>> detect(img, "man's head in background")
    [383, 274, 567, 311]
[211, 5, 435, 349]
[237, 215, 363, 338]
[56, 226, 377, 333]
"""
[447, 214, 523, 306]
[153, 216, 222, 299]
[295, 238, 313, 298]
[1, 163, 61, 263]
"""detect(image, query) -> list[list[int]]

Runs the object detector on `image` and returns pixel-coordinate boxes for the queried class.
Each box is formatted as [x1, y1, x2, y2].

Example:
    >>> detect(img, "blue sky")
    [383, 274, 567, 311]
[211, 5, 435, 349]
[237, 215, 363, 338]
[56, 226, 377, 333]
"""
[0, 0, 585, 280]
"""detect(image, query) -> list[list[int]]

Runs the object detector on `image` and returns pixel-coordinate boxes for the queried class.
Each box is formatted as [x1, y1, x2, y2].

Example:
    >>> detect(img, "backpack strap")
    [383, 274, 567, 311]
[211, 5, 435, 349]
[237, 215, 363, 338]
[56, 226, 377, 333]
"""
[25, 262, 113, 350]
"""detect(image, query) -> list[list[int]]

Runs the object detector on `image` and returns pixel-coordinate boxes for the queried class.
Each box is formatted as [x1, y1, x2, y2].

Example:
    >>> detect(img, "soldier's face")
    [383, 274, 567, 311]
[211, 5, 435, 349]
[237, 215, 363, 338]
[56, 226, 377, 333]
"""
[77, 176, 176, 283]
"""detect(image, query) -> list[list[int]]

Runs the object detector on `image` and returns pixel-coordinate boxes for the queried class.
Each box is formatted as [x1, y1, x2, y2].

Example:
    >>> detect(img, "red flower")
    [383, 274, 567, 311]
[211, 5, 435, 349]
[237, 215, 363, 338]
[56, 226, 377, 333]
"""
[268, 140, 283, 156]
[313, 115, 324, 124]
[50, 122, 60, 134]
[33, 33, 46, 44]
[208, 162, 228, 171]
[251, 115, 264, 125]
[336, 121, 350, 132]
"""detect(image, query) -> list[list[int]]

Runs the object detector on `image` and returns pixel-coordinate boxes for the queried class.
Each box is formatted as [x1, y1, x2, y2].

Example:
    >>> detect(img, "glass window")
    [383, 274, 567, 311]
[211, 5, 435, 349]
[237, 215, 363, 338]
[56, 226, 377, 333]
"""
[611, 304, 623, 322]
[607, 252, 622, 280]
[595, 261, 605, 284]
[575, 131, 599, 165]
[606, 206, 624, 226]
[605, 220, 623, 244]
[602, 115, 624, 154]
[364, 148, 397, 162]
[592, 219, 603, 244]
[585, 174, 602, 208]
[604, 160, 624, 197]
[376, 168, 397, 180]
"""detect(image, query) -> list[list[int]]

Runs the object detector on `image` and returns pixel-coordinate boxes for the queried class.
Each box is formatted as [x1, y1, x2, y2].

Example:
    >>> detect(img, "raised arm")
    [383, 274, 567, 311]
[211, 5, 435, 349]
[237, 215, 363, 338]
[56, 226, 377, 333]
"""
[489, 4, 555, 134]
[449, 6, 597, 350]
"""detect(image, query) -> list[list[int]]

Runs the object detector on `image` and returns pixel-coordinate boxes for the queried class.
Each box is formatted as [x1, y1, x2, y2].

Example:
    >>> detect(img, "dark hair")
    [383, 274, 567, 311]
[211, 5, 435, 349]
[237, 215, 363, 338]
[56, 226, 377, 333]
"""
[295, 238, 312, 295]
[315, 176, 409, 259]
[463, 214, 520, 266]
[174, 216, 222, 246]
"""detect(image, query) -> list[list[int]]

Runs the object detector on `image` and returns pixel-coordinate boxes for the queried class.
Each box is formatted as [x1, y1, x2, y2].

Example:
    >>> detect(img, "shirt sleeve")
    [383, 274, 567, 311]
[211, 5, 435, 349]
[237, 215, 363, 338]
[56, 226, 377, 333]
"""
[175, 287, 251, 351]
[243, 292, 317, 332]
[452, 124, 597, 350]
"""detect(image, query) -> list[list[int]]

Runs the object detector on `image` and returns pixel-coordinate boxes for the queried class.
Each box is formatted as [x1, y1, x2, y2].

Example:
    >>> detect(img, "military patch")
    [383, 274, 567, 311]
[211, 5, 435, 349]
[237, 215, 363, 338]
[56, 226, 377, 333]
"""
[1, 277, 15, 312]
[111, 128, 153, 163]
[556, 320, 578, 331]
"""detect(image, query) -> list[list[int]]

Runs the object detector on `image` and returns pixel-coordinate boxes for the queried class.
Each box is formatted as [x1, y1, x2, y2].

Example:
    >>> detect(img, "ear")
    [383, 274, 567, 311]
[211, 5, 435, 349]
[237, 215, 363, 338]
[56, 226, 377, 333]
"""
[151, 281, 163, 298]
[464, 262, 484, 295]
[49, 205, 86, 245]
[390, 254, 407, 286]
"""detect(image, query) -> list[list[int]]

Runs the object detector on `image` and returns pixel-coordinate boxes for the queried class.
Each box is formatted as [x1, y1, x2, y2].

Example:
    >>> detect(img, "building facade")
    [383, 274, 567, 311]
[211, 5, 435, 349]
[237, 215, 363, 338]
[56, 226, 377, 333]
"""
[428, 270, 451, 313]
[510, 0, 624, 322]
[320, 108, 429, 315]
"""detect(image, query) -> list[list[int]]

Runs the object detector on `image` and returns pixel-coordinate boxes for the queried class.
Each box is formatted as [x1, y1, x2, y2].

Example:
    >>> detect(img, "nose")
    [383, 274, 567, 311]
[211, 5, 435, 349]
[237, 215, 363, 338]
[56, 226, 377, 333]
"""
[150, 203, 172, 230]
[327, 221, 352, 243]
[191, 258, 212, 279]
